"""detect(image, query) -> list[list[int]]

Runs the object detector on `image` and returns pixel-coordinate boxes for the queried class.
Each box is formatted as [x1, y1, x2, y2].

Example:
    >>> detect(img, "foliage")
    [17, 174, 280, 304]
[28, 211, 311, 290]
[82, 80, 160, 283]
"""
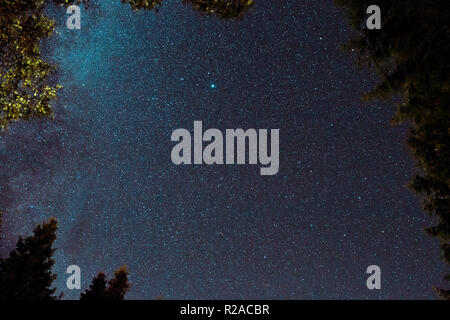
[0, 0, 252, 130]
[0, 209, 3, 249]
[80, 266, 130, 300]
[121, 0, 253, 18]
[335, 0, 450, 297]
[182, 0, 254, 19]
[0, 218, 58, 300]
[121, 0, 163, 11]
[0, 217, 130, 300]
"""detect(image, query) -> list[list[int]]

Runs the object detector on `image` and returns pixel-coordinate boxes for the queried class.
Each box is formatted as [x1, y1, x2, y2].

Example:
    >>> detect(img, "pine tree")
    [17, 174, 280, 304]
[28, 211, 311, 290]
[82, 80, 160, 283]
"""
[79, 272, 108, 300]
[0, 218, 58, 300]
[105, 266, 130, 300]
[334, 0, 450, 297]
[80, 266, 130, 300]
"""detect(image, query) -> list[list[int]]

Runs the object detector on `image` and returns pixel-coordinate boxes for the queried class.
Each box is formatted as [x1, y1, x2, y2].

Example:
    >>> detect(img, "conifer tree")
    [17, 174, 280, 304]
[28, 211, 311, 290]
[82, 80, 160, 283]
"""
[0, 218, 58, 300]
[105, 266, 130, 300]
[79, 272, 108, 300]
[334, 0, 450, 297]
[80, 266, 130, 300]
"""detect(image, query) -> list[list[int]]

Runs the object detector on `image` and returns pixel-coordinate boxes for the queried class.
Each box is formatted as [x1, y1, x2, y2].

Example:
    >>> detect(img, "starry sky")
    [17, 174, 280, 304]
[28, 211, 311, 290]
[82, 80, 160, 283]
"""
[0, 0, 446, 299]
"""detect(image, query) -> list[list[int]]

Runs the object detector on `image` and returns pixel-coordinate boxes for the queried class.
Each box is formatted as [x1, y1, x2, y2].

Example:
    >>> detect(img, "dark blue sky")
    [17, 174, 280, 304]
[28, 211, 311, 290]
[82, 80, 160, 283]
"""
[0, 0, 446, 299]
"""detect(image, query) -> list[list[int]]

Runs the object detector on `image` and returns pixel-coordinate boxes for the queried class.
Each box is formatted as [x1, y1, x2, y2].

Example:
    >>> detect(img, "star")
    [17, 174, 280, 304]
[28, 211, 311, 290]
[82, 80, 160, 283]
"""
[0, 0, 441, 300]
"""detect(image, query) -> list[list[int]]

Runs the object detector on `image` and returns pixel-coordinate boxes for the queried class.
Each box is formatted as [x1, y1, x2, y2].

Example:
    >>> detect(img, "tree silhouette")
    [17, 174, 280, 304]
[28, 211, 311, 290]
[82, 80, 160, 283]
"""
[122, 0, 253, 18]
[182, 0, 254, 19]
[334, 0, 450, 298]
[0, 0, 253, 130]
[0, 216, 132, 300]
[0, 218, 58, 300]
[80, 266, 130, 300]
[0, 209, 3, 249]
[434, 285, 450, 300]
[79, 272, 108, 300]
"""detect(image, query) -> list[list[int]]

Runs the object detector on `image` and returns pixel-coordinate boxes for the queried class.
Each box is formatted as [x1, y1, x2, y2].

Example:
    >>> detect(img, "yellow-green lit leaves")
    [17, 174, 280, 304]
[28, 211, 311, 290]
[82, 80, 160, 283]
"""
[0, 1, 62, 130]
[0, 0, 254, 130]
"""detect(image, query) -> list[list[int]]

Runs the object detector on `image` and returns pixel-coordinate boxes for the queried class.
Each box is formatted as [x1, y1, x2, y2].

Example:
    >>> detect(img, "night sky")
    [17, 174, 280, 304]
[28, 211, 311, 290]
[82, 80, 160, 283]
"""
[0, 0, 446, 299]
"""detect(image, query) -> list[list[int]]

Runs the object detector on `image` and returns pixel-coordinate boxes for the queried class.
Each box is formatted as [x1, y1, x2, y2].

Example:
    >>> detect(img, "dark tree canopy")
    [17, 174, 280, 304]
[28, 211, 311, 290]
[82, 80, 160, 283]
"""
[106, 266, 130, 300]
[182, 0, 254, 19]
[0, 216, 131, 300]
[0, 218, 58, 300]
[121, 0, 253, 18]
[79, 272, 108, 300]
[335, 0, 450, 297]
[0, 0, 253, 130]
[121, 0, 163, 11]
[80, 266, 130, 300]
[0, 209, 3, 249]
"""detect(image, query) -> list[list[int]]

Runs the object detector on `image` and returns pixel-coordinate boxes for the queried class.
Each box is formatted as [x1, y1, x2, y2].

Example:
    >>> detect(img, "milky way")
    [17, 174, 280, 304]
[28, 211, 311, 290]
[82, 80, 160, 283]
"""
[0, 0, 445, 299]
